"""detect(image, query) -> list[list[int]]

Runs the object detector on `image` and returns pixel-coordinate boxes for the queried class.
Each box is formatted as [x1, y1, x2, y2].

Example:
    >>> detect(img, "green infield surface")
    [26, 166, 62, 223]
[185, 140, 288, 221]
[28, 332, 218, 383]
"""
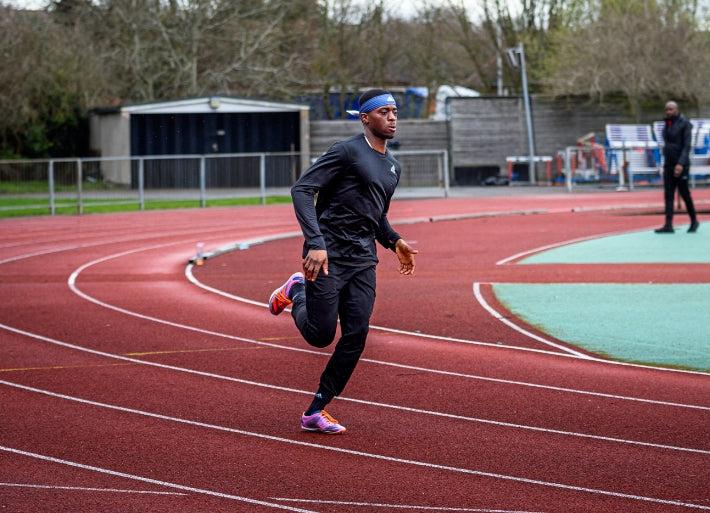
[494, 223, 710, 372]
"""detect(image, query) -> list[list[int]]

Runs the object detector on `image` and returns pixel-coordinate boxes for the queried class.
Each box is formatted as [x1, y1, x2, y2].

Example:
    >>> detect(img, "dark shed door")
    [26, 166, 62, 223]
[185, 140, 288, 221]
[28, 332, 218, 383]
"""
[131, 112, 300, 156]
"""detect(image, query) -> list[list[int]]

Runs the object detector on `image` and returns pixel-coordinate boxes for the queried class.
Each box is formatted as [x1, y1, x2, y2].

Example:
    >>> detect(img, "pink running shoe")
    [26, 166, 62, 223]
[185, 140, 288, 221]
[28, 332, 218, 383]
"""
[301, 410, 346, 434]
[268, 272, 304, 315]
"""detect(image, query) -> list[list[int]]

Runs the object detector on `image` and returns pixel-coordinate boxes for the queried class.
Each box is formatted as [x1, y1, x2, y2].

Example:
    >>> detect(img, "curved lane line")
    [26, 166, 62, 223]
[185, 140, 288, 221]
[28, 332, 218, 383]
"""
[187, 237, 710, 377]
[473, 282, 591, 359]
[184, 263, 577, 359]
[0, 444, 318, 513]
[4, 321, 709, 450]
[62, 240, 708, 409]
[1, 381, 709, 511]
[495, 227, 656, 266]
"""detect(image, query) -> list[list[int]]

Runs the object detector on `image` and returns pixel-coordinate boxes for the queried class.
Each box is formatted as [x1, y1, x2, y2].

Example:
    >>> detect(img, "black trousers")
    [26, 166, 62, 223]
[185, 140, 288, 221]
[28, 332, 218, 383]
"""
[662, 164, 697, 226]
[291, 261, 376, 402]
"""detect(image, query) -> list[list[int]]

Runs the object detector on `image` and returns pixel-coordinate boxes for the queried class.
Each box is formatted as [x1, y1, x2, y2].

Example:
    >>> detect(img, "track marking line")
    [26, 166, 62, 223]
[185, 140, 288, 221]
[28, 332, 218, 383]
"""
[0, 446, 318, 513]
[495, 226, 658, 266]
[186, 263, 582, 359]
[0, 226, 239, 266]
[270, 499, 547, 512]
[473, 282, 590, 358]
[60, 242, 710, 409]
[185, 239, 710, 377]
[1, 363, 132, 373]
[1, 328, 708, 455]
[186, 267, 710, 388]
[186, 262, 710, 379]
[124, 346, 267, 357]
[8, 223, 704, 377]
[66, 266, 710, 412]
[0, 482, 187, 496]
[1, 382, 708, 511]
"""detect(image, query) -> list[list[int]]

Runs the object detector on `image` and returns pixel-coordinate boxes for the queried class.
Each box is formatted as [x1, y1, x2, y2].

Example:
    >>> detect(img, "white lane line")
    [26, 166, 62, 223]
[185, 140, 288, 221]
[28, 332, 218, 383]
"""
[494, 227, 656, 266]
[186, 267, 710, 399]
[64, 245, 710, 412]
[186, 236, 710, 377]
[0, 446, 317, 513]
[270, 499, 546, 512]
[3, 235, 708, 454]
[185, 264, 580, 360]
[1, 326, 708, 455]
[473, 282, 591, 358]
[0, 225, 287, 266]
[73, 252, 710, 411]
[64, 241, 710, 410]
[0, 230, 208, 266]
[0, 482, 186, 495]
[8, 222, 704, 379]
[1, 383, 708, 511]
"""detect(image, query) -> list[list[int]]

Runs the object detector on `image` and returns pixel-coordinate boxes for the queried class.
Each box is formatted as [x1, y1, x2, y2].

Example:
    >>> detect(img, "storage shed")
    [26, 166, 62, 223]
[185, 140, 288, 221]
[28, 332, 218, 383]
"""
[89, 96, 310, 186]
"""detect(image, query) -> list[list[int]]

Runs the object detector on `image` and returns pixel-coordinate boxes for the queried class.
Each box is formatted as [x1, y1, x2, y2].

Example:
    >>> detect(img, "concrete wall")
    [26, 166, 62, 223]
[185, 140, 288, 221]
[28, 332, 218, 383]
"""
[310, 119, 448, 156]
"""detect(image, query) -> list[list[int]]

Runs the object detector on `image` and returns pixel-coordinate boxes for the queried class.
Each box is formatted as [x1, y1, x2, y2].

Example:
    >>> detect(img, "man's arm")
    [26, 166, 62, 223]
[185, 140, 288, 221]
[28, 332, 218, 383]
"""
[291, 143, 344, 280]
[679, 119, 692, 168]
[375, 213, 401, 252]
[291, 144, 345, 251]
[673, 119, 693, 177]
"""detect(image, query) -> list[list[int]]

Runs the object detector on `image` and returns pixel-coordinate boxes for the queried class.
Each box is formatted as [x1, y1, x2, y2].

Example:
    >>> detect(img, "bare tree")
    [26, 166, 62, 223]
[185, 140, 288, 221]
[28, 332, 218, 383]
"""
[82, 0, 319, 102]
[5, 0, 710, 157]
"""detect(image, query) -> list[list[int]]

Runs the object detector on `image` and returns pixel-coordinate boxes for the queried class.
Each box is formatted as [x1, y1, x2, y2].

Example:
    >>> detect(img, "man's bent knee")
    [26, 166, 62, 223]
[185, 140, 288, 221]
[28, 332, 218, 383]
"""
[305, 331, 336, 348]
[301, 323, 337, 348]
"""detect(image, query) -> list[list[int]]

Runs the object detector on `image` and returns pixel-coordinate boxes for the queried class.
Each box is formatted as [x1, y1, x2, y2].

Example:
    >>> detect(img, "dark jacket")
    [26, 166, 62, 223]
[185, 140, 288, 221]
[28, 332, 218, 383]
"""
[662, 113, 692, 170]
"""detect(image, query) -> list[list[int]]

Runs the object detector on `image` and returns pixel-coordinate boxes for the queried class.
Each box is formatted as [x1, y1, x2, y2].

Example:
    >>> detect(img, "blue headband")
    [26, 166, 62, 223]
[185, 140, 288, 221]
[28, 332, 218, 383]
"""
[359, 93, 397, 113]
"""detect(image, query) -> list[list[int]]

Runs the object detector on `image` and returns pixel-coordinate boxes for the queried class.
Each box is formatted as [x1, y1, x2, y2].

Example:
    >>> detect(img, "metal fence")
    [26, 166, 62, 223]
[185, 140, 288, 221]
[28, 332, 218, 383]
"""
[561, 144, 710, 191]
[0, 150, 449, 216]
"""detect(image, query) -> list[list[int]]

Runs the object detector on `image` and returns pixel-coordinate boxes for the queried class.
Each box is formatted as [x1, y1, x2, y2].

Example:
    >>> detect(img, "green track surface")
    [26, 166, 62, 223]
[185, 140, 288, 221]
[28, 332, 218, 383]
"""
[493, 224, 710, 372]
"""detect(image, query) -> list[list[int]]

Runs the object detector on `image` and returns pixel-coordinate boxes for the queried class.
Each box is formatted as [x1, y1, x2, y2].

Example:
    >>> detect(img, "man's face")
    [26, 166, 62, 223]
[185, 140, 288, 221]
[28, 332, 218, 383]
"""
[363, 105, 397, 139]
[665, 103, 679, 118]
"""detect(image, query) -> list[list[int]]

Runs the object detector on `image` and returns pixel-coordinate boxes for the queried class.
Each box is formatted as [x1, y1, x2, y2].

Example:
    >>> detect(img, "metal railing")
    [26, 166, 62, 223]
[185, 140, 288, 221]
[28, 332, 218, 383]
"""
[0, 149, 449, 216]
[562, 144, 710, 191]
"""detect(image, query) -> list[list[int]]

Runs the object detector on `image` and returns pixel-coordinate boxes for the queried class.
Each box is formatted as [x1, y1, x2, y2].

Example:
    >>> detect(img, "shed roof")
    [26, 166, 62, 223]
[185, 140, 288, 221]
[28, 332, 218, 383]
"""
[98, 96, 309, 115]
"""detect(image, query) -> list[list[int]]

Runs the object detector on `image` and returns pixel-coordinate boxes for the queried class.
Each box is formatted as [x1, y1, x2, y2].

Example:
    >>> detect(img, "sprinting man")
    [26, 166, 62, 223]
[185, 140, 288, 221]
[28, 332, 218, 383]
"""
[268, 88, 418, 434]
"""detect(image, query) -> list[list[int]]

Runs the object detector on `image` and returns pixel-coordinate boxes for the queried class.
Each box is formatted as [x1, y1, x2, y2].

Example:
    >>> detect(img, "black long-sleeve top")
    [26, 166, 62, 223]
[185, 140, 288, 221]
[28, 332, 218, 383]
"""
[662, 114, 692, 169]
[291, 133, 402, 264]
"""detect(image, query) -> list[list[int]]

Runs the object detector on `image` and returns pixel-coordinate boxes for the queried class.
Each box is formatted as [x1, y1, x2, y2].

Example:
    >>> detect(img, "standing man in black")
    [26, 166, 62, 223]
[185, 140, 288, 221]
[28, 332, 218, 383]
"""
[656, 100, 699, 233]
[268, 89, 418, 434]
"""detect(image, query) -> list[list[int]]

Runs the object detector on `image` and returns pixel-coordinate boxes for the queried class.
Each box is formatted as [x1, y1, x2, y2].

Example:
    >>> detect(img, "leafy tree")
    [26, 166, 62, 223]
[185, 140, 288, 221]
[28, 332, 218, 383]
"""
[541, 0, 710, 116]
[3, 0, 710, 156]
[0, 4, 101, 157]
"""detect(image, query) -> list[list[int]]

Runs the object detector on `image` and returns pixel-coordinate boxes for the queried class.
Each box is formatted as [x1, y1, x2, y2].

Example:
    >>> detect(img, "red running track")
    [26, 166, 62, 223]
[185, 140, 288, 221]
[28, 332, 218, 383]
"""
[1, 189, 709, 513]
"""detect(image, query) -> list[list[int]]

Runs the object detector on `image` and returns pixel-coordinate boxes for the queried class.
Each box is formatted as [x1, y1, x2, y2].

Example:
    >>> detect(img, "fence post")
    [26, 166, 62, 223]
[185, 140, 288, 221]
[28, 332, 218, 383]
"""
[76, 159, 83, 215]
[48, 160, 55, 216]
[259, 153, 266, 205]
[138, 158, 145, 211]
[441, 150, 450, 198]
[565, 147, 573, 192]
[199, 156, 206, 208]
[616, 140, 628, 191]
